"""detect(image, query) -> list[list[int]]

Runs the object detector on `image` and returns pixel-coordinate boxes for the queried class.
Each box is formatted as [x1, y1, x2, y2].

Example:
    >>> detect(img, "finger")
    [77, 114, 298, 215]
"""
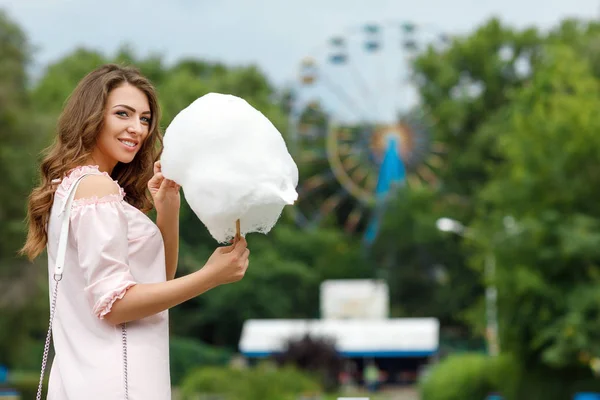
[150, 173, 165, 187]
[155, 176, 170, 195]
[219, 242, 236, 254]
[232, 237, 247, 255]
[149, 171, 164, 184]
[163, 179, 180, 191]
[154, 160, 162, 174]
[244, 258, 249, 269]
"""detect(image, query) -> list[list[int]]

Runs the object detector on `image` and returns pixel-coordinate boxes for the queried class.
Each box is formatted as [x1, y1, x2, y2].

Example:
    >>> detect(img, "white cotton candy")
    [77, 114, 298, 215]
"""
[160, 93, 299, 243]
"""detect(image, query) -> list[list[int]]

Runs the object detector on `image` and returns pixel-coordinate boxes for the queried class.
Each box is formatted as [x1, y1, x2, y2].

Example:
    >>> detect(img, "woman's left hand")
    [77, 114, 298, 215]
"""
[148, 160, 181, 216]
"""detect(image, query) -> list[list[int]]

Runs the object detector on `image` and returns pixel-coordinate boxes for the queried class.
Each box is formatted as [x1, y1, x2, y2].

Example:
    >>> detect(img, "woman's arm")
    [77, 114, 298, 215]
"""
[147, 161, 181, 280]
[74, 174, 250, 326]
[105, 237, 249, 326]
[104, 267, 213, 325]
[157, 212, 179, 280]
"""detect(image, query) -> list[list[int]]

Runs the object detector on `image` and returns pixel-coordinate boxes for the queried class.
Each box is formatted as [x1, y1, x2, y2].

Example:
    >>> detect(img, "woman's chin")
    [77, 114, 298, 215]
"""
[116, 155, 136, 165]
[116, 148, 139, 162]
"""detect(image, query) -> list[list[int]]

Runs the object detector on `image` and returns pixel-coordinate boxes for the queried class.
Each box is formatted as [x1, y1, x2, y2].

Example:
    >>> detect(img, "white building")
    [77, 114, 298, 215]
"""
[238, 279, 440, 383]
[239, 317, 439, 358]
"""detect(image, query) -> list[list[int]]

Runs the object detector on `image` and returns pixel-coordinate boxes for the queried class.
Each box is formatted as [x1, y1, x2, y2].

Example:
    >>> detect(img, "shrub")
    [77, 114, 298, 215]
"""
[420, 352, 518, 400]
[272, 334, 343, 392]
[180, 363, 321, 400]
[419, 352, 600, 400]
[2, 371, 47, 400]
[170, 336, 233, 386]
[508, 367, 600, 400]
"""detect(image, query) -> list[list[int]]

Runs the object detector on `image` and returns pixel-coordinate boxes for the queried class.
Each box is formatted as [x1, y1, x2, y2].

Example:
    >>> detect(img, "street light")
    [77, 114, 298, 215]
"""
[435, 217, 500, 357]
[436, 217, 466, 235]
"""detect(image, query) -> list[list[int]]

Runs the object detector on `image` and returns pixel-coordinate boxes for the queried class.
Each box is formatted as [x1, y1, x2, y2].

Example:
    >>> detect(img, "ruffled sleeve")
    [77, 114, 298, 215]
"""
[70, 195, 137, 319]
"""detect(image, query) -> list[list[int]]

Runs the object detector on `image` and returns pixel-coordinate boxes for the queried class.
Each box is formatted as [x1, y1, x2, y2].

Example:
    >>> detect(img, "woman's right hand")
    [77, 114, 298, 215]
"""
[203, 237, 250, 285]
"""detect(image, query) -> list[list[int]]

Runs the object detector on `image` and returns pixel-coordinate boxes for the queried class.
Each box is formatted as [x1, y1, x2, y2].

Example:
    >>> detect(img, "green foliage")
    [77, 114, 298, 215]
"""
[420, 353, 518, 400]
[413, 18, 542, 198]
[373, 18, 548, 334]
[4, 371, 47, 400]
[169, 337, 233, 386]
[171, 222, 373, 347]
[420, 353, 600, 400]
[410, 17, 600, 377]
[478, 43, 600, 370]
[0, 9, 37, 264]
[31, 48, 107, 113]
[507, 366, 600, 400]
[0, 10, 51, 366]
[372, 186, 481, 327]
[179, 364, 321, 400]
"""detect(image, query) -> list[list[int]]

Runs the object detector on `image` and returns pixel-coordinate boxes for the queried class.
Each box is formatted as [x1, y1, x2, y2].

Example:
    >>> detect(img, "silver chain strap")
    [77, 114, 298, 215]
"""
[36, 276, 60, 400]
[122, 324, 128, 400]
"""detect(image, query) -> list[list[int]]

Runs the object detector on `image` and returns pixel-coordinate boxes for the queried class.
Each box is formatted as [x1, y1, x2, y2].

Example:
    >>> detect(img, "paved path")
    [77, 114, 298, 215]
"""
[377, 386, 420, 400]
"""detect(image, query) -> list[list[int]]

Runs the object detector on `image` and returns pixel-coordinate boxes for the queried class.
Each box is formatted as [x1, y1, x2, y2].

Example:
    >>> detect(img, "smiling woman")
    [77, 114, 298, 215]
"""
[20, 64, 252, 400]
[91, 85, 154, 170]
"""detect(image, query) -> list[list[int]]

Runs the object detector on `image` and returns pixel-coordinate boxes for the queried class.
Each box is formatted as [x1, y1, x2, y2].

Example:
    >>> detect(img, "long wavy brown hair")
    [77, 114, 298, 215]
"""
[21, 63, 163, 261]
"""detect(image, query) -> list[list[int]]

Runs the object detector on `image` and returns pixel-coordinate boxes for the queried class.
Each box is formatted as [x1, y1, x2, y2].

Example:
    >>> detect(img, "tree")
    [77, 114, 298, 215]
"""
[478, 43, 600, 375]
[31, 48, 107, 114]
[367, 18, 541, 337]
[387, 17, 600, 349]
[372, 186, 482, 330]
[0, 9, 36, 265]
[0, 9, 50, 366]
[412, 18, 542, 201]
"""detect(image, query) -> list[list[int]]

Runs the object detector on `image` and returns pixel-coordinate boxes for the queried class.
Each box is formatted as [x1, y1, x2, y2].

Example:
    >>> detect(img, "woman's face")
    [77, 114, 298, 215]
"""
[90, 83, 152, 173]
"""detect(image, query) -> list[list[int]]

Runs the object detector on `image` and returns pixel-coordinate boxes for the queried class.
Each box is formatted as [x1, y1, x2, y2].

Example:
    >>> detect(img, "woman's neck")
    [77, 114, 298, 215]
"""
[85, 152, 116, 175]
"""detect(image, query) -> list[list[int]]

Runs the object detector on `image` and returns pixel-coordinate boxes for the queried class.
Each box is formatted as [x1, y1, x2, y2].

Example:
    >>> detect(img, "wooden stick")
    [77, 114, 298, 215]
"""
[234, 219, 241, 244]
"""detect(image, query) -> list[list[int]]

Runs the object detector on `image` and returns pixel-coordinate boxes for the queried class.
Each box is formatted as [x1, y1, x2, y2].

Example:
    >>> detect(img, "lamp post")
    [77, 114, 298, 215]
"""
[436, 217, 500, 357]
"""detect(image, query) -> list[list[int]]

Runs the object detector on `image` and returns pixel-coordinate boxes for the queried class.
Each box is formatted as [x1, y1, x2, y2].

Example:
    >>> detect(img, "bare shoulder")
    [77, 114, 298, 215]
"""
[74, 174, 121, 200]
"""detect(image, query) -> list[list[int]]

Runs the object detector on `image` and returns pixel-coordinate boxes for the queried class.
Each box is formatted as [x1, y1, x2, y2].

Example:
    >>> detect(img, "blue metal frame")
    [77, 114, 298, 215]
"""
[364, 136, 406, 245]
[241, 349, 436, 358]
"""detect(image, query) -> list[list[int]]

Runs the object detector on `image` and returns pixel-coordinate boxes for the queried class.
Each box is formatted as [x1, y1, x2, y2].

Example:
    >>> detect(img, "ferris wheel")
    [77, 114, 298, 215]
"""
[287, 21, 450, 243]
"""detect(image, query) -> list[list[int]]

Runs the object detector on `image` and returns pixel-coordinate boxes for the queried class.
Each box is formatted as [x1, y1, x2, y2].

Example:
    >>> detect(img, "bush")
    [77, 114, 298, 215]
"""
[11, 339, 45, 371]
[508, 367, 600, 400]
[419, 352, 518, 400]
[420, 352, 600, 400]
[272, 334, 343, 393]
[2, 371, 47, 400]
[180, 363, 321, 400]
[170, 336, 233, 386]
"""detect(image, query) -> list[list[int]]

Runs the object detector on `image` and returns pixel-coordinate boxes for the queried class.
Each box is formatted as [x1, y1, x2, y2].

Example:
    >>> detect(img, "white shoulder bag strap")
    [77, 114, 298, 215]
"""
[36, 173, 129, 400]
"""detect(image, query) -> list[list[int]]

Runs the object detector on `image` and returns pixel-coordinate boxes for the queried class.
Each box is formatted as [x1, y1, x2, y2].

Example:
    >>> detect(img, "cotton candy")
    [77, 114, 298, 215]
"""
[160, 93, 299, 243]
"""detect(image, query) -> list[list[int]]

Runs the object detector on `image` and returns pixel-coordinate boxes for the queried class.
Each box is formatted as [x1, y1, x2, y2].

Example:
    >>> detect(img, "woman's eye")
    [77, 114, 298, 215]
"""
[116, 111, 128, 117]
[141, 116, 152, 124]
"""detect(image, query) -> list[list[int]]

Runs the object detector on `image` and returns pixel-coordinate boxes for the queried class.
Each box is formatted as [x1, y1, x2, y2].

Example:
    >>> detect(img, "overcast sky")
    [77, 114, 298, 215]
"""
[1, 0, 598, 121]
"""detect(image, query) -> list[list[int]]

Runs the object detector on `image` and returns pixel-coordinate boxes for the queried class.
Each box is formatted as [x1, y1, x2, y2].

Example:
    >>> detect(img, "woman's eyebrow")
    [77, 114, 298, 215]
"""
[113, 104, 151, 115]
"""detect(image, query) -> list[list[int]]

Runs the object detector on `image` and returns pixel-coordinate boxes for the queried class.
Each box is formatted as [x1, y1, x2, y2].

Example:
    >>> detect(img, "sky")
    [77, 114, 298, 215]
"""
[1, 0, 598, 122]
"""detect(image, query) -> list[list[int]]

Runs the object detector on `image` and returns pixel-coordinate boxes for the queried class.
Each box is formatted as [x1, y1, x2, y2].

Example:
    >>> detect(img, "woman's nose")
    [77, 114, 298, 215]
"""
[127, 119, 143, 134]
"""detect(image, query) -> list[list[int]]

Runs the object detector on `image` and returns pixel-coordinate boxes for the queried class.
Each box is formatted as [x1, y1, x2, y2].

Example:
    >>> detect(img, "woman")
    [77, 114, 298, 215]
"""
[21, 64, 250, 399]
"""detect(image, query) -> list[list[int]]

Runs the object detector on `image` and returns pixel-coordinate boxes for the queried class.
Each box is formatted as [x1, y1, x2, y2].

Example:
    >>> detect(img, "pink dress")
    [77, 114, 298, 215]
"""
[46, 165, 171, 399]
